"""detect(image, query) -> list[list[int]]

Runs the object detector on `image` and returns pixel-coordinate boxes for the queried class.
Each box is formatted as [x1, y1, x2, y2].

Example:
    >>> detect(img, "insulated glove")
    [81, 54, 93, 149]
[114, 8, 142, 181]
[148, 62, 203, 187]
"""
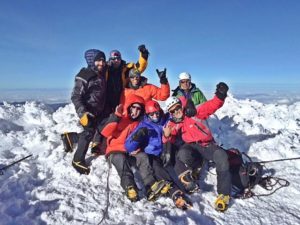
[215, 82, 229, 100]
[138, 44, 149, 60]
[161, 142, 172, 167]
[185, 99, 197, 117]
[132, 127, 148, 141]
[80, 112, 95, 127]
[156, 68, 168, 84]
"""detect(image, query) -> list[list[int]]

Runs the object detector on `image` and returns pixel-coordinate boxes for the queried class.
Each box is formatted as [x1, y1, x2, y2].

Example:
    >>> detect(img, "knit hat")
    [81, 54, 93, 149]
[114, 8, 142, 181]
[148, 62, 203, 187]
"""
[110, 50, 121, 60]
[94, 51, 106, 62]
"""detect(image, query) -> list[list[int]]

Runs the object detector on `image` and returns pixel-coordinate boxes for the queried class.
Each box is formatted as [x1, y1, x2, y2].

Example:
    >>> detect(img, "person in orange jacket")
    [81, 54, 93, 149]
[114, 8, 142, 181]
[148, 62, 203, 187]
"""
[119, 68, 170, 106]
[100, 94, 145, 202]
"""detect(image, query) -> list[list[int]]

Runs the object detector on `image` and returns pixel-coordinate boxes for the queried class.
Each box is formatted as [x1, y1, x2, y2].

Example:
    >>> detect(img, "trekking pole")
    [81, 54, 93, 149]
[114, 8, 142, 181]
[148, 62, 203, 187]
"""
[257, 157, 300, 164]
[0, 154, 33, 175]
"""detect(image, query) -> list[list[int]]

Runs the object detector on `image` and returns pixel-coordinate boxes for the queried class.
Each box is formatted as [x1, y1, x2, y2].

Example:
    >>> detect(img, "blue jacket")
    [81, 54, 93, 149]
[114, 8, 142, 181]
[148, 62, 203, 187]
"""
[125, 113, 168, 156]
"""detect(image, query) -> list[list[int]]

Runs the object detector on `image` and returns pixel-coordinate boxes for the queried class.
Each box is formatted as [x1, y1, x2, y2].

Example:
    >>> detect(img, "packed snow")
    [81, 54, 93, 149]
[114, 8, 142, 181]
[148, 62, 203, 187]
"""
[0, 95, 300, 225]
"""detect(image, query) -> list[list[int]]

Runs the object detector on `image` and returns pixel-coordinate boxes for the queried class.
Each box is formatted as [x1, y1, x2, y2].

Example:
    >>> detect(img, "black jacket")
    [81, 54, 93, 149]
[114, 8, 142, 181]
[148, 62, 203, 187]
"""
[71, 68, 106, 118]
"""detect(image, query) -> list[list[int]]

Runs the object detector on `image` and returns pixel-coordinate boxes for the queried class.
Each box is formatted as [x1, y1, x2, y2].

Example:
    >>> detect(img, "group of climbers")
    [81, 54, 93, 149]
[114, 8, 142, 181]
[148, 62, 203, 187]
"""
[68, 44, 231, 212]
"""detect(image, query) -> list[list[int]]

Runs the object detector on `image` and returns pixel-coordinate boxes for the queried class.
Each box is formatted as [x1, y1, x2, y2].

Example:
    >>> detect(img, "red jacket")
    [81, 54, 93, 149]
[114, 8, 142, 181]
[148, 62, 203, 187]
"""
[164, 96, 224, 146]
[101, 94, 145, 156]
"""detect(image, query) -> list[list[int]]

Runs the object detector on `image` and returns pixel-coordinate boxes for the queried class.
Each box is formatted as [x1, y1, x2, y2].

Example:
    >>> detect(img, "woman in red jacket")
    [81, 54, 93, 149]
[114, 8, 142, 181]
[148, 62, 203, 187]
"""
[163, 82, 232, 212]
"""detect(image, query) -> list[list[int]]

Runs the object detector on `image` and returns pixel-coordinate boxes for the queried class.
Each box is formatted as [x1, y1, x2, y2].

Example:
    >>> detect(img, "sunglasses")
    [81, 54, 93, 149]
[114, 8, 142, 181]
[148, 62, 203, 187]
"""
[169, 105, 182, 114]
[131, 105, 142, 111]
[110, 56, 121, 61]
[148, 111, 160, 117]
[180, 80, 190, 84]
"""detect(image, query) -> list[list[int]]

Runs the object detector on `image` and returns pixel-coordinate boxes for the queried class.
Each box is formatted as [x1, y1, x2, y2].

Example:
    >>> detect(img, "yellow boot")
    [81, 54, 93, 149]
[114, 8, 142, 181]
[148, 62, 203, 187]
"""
[215, 194, 230, 212]
[126, 186, 138, 202]
[147, 180, 169, 201]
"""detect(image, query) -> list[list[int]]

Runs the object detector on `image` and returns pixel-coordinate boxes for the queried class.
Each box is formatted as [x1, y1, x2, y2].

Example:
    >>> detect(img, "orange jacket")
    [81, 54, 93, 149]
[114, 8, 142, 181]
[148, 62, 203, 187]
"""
[101, 94, 145, 156]
[119, 77, 170, 105]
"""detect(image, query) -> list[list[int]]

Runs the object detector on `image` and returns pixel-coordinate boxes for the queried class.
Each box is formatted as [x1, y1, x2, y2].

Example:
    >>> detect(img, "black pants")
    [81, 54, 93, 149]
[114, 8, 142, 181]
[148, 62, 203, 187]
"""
[73, 117, 104, 162]
[134, 152, 181, 196]
[175, 143, 231, 195]
[109, 152, 136, 191]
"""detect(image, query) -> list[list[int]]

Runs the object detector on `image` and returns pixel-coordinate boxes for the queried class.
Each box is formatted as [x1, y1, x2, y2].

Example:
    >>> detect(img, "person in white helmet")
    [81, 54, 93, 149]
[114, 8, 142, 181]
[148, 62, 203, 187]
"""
[163, 82, 232, 212]
[172, 72, 207, 107]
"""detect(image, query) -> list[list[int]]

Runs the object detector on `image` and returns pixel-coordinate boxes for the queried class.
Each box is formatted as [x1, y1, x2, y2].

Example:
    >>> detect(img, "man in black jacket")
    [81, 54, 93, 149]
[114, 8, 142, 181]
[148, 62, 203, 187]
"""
[71, 49, 107, 175]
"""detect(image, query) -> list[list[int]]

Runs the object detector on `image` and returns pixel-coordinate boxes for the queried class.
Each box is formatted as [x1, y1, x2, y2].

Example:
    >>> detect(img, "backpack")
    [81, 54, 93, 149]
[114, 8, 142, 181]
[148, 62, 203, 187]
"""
[226, 149, 263, 198]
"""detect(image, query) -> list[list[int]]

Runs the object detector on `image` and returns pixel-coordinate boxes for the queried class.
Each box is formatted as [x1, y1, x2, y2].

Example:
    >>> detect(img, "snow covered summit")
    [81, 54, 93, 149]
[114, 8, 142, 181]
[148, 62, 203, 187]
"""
[0, 96, 299, 225]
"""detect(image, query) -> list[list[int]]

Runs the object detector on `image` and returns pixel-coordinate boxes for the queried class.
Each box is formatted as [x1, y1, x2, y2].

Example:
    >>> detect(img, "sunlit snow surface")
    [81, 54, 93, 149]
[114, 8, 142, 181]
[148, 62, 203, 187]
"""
[0, 95, 300, 225]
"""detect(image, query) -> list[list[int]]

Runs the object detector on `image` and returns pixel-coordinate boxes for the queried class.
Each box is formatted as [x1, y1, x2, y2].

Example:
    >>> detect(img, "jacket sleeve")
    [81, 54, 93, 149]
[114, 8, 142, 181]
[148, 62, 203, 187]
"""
[149, 83, 170, 101]
[135, 52, 148, 73]
[196, 95, 224, 120]
[100, 113, 121, 138]
[124, 52, 148, 76]
[194, 90, 207, 105]
[124, 123, 148, 153]
[71, 77, 87, 118]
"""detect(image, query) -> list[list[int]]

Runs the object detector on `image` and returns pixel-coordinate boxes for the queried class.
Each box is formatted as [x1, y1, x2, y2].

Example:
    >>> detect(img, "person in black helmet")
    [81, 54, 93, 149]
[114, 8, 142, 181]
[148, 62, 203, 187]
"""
[71, 49, 107, 175]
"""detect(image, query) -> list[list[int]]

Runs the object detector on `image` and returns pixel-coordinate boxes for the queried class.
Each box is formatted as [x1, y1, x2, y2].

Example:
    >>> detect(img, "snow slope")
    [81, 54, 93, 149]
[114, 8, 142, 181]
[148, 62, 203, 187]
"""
[0, 96, 299, 225]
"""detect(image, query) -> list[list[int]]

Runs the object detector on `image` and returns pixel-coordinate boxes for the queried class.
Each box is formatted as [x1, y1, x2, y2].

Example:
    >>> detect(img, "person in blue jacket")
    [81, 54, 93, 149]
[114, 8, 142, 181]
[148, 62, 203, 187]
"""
[125, 100, 192, 210]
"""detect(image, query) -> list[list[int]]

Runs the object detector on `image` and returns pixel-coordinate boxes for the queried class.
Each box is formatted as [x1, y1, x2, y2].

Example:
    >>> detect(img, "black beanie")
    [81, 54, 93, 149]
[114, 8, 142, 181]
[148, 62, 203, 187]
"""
[94, 51, 106, 62]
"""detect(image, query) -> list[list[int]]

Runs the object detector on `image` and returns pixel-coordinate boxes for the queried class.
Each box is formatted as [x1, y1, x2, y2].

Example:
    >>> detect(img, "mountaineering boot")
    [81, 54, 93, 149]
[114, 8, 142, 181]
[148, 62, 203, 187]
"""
[147, 180, 170, 201]
[125, 186, 139, 202]
[90, 142, 104, 155]
[179, 171, 200, 194]
[160, 182, 172, 196]
[191, 166, 202, 181]
[61, 132, 78, 153]
[72, 160, 90, 175]
[215, 194, 230, 212]
[172, 190, 193, 210]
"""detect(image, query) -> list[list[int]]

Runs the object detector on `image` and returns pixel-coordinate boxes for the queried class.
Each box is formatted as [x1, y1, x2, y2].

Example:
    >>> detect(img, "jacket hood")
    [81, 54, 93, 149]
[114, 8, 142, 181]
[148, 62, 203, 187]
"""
[124, 94, 145, 118]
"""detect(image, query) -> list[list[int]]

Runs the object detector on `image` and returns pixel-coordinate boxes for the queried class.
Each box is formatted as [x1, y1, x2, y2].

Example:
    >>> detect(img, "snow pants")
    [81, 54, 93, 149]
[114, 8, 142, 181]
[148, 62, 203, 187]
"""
[134, 152, 181, 196]
[73, 116, 106, 162]
[175, 142, 232, 195]
[109, 152, 137, 191]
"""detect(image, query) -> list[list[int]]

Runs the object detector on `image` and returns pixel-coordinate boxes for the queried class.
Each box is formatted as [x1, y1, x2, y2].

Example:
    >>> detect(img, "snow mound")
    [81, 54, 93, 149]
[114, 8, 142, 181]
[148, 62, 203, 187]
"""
[0, 97, 300, 225]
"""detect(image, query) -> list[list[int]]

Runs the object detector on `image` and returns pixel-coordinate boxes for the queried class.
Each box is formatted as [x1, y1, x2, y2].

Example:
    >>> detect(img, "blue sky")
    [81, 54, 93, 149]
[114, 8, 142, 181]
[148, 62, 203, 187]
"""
[0, 0, 299, 91]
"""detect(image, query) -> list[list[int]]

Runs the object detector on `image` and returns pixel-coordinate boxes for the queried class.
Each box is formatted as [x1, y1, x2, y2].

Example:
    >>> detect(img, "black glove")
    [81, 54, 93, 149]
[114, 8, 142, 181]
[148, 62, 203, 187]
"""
[215, 82, 229, 100]
[156, 68, 168, 84]
[185, 99, 197, 117]
[161, 142, 172, 167]
[132, 127, 148, 141]
[138, 44, 149, 60]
